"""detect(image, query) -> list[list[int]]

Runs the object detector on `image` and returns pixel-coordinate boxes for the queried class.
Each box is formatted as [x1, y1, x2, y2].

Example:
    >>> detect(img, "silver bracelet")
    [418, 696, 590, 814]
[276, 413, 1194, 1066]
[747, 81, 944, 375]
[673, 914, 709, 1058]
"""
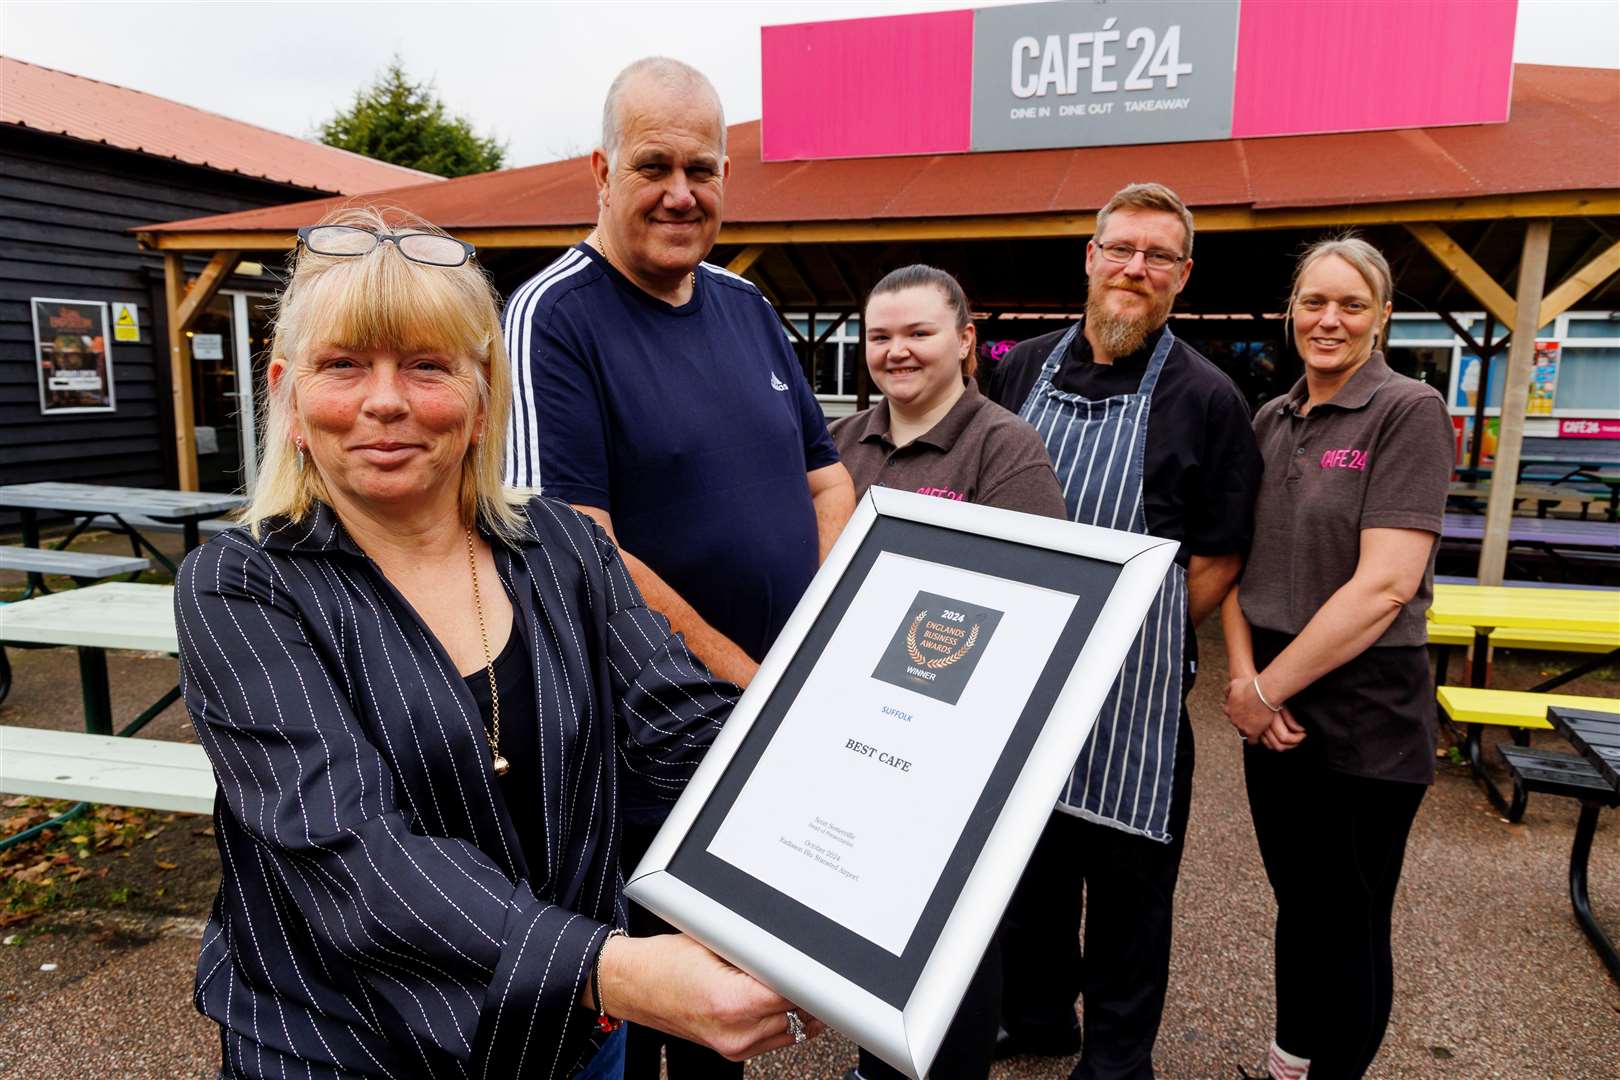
[1252, 675, 1284, 713]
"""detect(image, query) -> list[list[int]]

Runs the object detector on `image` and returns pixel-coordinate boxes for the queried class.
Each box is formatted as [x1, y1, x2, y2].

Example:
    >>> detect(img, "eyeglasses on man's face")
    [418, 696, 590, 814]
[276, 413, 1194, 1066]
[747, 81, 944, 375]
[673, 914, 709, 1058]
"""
[297, 225, 476, 267]
[1094, 241, 1186, 272]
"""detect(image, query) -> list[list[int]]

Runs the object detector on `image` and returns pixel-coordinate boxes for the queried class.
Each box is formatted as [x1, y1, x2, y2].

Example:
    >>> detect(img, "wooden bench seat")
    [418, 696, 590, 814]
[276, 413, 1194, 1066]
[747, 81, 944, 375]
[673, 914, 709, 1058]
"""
[0, 545, 149, 581]
[1498, 744, 1618, 822]
[1439, 689, 1619, 816]
[1428, 623, 1619, 652]
[84, 513, 234, 538]
[1437, 687, 1620, 730]
[1429, 622, 1475, 647]
[0, 726, 213, 816]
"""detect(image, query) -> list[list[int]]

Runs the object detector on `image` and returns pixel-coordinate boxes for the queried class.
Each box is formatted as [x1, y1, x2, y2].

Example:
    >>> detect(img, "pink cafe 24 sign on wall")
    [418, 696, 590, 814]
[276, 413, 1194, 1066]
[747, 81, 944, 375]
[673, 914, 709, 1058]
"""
[760, 0, 1518, 161]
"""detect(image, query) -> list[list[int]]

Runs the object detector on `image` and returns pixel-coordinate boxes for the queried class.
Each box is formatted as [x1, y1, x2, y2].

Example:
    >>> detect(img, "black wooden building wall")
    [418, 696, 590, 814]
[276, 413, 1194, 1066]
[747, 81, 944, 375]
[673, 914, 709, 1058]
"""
[0, 126, 327, 521]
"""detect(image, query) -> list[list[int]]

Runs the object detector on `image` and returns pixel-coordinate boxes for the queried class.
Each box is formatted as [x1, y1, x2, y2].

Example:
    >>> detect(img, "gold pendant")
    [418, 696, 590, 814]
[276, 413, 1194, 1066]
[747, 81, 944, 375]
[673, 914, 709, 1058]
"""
[491, 753, 511, 778]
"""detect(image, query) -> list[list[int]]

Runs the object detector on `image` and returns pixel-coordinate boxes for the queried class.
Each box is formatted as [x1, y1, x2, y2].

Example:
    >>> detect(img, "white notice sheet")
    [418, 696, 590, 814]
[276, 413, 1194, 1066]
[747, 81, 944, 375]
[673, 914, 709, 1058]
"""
[707, 552, 1078, 956]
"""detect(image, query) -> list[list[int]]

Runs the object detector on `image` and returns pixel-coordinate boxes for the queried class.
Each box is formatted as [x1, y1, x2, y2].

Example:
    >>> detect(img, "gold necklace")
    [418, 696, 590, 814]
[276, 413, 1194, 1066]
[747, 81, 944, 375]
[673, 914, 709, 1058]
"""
[465, 527, 509, 778]
[589, 232, 696, 292]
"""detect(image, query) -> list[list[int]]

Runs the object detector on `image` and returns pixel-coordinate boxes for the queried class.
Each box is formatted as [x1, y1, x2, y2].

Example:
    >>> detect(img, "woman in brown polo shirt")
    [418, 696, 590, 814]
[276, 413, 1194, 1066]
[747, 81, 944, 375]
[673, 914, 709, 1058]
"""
[829, 265, 1061, 1080]
[1220, 236, 1453, 1080]
[830, 265, 1064, 518]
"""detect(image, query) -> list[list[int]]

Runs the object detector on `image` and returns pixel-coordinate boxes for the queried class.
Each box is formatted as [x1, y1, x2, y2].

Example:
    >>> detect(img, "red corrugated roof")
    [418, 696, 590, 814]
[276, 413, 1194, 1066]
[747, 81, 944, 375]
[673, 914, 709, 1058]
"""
[140, 63, 1617, 235]
[2, 56, 442, 195]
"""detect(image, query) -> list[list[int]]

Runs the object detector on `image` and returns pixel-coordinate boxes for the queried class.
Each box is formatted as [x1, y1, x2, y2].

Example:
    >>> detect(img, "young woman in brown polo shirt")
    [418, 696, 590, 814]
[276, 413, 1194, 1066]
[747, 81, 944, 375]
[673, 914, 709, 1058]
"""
[829, 266, 1062, 1080]
[829, 265, 1065, 518]
[1220, 236, 1453, 1080]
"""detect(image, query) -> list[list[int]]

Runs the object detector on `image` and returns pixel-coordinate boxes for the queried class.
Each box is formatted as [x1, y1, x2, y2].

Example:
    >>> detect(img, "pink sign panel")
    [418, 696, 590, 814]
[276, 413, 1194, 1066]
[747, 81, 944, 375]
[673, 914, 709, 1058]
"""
[761, 10, 974, 162]
[760, 1, 1518, 162]
[1560, 418, 1620, 440]
[1230, 0, 1518, 138]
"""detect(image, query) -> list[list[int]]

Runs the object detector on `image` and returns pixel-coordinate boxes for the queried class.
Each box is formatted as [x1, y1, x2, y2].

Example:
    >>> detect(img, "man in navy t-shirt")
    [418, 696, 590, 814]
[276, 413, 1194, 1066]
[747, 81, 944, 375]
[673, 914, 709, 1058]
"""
[503, 56, 853, 1080]
[503, 58, 853, 689]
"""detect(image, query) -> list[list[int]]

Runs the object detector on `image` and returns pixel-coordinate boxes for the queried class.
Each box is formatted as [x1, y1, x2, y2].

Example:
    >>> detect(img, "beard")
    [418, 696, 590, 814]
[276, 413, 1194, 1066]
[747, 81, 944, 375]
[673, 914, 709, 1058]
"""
[1085, 273, 1174, 358]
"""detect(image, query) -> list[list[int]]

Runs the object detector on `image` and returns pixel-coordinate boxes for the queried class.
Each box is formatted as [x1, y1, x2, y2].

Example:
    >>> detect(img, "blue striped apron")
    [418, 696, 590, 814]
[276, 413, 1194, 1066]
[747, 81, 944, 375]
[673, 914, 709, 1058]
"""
[1018, 322, 1185, 843]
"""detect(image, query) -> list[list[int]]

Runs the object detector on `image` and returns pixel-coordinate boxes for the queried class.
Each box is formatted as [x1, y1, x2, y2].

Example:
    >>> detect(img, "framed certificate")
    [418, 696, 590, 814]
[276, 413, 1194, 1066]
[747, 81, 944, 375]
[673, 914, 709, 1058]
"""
[626, 488, 1176, 1079]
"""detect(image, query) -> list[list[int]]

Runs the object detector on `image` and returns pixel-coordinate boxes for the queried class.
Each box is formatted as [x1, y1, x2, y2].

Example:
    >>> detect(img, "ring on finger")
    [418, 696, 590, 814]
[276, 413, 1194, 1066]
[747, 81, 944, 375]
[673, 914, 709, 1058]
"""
[786, 1009, 806, 1044]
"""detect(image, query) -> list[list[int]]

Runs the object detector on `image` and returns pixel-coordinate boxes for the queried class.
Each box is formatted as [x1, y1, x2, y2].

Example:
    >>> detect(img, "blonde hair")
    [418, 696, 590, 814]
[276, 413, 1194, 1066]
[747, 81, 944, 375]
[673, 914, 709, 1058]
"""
[1287, 233, 1394, 349]
[1095, 182, 1195, 258]
[241, 204, 528, 542]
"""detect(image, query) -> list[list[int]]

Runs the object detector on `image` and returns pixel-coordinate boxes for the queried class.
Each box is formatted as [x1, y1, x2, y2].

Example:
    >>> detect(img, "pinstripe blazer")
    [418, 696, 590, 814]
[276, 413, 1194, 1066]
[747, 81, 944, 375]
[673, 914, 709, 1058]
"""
[175, 496, 735, 1079]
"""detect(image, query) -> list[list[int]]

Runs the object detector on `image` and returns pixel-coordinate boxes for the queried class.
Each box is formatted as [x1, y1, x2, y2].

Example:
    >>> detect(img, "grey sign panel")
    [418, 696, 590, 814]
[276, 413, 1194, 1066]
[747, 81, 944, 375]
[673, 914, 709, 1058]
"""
[972, 0, 1240, 152]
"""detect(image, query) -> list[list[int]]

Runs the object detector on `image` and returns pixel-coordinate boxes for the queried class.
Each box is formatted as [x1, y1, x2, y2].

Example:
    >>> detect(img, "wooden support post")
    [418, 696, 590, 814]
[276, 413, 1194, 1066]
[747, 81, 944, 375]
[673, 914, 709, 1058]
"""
[163, 250, 241, 491]
[1539, 238, 1620, 327]
[1478, 220, 1552, 587]
[163, 254, 199, 492]
[175, 251, 241, 331]
[725, 244, 767, 276]
[1404, 223, 1517, 328]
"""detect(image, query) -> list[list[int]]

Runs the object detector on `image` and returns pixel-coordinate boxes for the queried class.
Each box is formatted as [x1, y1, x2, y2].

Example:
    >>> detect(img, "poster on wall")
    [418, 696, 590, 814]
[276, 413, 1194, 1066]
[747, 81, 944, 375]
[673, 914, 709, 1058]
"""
[1528, 341, 1560, 416]
[32, 298, 116, 414]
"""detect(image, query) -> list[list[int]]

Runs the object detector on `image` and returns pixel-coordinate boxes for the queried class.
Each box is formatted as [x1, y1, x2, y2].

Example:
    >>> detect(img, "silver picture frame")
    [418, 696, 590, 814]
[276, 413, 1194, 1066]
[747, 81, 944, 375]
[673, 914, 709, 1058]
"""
[627, 487, 1177, 1079]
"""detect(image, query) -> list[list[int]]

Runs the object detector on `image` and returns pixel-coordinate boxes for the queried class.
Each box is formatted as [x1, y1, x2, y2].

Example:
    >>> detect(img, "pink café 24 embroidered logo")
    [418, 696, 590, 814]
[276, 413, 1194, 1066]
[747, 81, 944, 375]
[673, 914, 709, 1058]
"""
[1320, 448, 1368, 471]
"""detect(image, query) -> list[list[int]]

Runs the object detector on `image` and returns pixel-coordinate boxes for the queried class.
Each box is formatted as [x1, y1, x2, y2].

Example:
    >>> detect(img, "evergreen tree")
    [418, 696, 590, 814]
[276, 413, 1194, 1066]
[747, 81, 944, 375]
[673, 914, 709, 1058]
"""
[320, 58, 505, 178]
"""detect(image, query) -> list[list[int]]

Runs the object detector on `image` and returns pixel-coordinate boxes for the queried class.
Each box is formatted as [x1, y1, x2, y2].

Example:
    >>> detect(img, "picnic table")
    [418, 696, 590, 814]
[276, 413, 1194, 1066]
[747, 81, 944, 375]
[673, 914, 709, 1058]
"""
[0, 481, 243, 579]
[1430, 584, 1619, 691]
[0, 582, 178, 736]
[1428, 584, 1620, 810]
[1440, 512, 1619, 549]
[1445, 482, 1592, 519]
[1584, 472, 1620, 521]
[1546, 706, 1620, 984]
[0, 581, 186, 851]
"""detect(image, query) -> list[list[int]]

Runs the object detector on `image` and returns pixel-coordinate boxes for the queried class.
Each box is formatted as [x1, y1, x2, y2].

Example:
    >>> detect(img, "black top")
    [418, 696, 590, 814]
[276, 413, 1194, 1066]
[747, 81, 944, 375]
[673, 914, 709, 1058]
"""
[985, 323, 1264, 563]
[176, 497, 737, 1078]
[464, 617, 547, 872]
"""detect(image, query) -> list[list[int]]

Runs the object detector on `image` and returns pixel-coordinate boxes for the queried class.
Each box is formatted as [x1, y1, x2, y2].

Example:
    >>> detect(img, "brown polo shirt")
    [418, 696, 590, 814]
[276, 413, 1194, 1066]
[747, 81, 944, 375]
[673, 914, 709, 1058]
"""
[828, 381, 1066, 519]
[1240, 352, 1454, 647]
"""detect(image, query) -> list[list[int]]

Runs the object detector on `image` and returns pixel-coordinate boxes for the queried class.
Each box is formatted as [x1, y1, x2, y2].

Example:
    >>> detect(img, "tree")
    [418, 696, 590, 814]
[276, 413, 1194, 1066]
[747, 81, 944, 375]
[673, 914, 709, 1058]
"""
[320, 58, 505, 178]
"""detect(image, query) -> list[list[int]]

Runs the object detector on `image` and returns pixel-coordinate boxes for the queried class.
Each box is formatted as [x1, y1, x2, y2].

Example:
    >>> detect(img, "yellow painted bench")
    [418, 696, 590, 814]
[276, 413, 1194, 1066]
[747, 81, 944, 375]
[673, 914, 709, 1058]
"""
[1437, 688, 1620, 815]
[1438, 687, 1619, 729]
[1429, 623, 1620, 653]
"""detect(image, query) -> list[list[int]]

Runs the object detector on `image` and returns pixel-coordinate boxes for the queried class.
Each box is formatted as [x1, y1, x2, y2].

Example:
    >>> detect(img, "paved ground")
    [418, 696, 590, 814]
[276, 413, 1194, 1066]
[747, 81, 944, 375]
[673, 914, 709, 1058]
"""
[2, 538, 1616, 1078]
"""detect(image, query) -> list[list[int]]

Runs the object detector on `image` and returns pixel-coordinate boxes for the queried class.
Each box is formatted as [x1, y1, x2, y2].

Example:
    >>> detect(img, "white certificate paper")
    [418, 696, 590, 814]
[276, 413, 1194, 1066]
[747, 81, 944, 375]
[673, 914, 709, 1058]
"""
[707, 552, 1078, 955]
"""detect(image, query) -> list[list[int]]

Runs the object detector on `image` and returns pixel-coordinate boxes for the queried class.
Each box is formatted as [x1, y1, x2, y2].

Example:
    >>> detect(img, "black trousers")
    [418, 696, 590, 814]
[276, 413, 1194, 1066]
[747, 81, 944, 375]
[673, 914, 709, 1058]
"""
[1243, 747, 1426, 1080]
[855, 939, 1001, 1080]
[620, 818, 743, 1080]
[998, 711, 1195, 1080]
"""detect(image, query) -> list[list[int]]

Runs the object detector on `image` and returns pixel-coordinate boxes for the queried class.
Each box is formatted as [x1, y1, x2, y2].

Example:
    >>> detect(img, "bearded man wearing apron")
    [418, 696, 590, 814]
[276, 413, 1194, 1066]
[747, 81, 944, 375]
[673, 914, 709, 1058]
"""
[985, 184, 1263, 1080]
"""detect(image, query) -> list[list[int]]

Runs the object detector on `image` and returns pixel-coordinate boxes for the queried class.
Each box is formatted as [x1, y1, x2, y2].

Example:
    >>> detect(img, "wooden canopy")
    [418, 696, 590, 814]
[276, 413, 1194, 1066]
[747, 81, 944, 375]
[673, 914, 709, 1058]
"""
[136, 64, 1620, 585]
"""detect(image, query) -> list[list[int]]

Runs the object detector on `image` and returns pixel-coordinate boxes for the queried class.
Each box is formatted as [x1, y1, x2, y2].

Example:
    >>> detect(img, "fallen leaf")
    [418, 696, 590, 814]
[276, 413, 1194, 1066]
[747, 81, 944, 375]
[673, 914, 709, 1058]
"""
[155, 860, 178, 871]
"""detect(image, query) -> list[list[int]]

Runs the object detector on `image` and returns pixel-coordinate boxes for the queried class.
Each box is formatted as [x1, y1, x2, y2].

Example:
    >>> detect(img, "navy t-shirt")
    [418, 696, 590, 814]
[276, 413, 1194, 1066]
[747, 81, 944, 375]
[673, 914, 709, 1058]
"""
[503, 244, 839, 660]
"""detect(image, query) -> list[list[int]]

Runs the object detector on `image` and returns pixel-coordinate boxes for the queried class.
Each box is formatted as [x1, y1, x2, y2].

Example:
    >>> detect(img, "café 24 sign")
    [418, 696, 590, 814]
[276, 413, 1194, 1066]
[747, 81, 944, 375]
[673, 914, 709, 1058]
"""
[759, 0, 1516, 162]
[974, 0, 1238, 151]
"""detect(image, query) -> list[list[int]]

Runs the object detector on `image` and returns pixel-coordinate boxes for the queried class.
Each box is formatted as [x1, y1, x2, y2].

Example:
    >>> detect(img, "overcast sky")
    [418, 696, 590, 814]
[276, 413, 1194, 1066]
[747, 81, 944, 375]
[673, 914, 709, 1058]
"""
[5, 0, 1616, 168]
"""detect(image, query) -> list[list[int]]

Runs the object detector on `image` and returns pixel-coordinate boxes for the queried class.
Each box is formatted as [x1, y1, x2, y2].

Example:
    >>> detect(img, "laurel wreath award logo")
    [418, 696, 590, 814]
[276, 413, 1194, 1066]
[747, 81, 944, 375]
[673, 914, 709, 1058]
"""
[874, 590, 1003, 705]
[904, 610, 981, 669]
